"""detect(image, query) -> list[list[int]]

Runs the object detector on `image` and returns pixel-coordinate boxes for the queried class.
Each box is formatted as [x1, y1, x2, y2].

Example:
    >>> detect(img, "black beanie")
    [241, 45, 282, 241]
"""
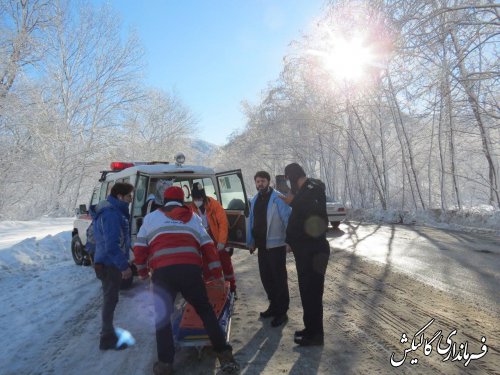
[284, 163, 306, 183]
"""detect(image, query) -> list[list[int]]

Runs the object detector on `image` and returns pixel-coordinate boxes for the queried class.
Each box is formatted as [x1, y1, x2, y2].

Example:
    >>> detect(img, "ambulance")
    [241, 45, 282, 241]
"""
[71, 153, 249, 266]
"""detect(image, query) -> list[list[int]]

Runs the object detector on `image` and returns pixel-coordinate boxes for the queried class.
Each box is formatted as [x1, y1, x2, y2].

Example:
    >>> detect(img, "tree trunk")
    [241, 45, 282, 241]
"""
[450, 30, 500, 207]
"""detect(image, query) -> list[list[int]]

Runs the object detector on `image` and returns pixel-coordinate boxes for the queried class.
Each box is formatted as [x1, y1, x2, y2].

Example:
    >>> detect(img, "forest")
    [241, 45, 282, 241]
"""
[1, 0, 498, 219]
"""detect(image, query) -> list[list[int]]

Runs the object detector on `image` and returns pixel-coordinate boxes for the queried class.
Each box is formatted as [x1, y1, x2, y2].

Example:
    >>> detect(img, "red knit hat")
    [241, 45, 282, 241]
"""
[163, 186, 184, 202]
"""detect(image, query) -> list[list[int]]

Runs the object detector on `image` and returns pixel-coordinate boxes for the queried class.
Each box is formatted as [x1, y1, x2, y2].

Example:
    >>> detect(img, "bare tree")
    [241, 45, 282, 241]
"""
[120, 88, 198, 161]
[35, 0, 144, 213]
[217, 0, 499, 215]
[0, 0, 52, 98]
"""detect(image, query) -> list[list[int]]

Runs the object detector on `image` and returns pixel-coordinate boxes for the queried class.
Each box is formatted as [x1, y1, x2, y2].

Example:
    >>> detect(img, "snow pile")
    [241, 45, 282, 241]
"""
[0, 218, 73, 273]
[348, 206, 500, 234]
[0, 232, 71, 272]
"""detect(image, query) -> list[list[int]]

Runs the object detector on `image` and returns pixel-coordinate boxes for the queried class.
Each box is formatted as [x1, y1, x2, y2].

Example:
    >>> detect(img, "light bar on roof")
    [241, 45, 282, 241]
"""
[110, 162, 135, 171]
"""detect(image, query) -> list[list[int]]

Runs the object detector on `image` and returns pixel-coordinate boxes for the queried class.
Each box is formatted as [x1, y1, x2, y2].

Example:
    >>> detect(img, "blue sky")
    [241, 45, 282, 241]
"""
[103, 0, 324, 145]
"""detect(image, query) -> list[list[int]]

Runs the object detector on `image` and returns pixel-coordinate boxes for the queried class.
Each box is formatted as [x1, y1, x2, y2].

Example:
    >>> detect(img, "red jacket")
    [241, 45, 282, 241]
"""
[133, 203, 222, 279]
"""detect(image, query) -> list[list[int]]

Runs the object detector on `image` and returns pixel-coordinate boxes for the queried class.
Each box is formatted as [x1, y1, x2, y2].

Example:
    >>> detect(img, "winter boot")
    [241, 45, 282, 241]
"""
[216, 349, 240, 374]
[99, 332, 128, 350]
[153, 361, 173, 375]
[99, 332, 117, 350]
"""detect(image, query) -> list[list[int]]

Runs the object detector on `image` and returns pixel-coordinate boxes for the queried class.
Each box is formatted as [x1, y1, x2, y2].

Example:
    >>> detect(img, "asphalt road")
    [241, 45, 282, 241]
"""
[327, 222, 500, 312]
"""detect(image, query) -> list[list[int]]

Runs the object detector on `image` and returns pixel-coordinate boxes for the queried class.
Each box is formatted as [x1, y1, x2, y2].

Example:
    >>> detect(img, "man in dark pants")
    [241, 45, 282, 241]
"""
[282, 163, 330, 346]
[247, 171, 291, 327]
[91, 182, 134, 350]
[134, 186, 239, 375]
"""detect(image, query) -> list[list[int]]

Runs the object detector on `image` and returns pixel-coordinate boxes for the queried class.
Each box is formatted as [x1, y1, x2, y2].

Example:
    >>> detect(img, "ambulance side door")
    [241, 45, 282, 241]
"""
[131, 173, 149, 240]
[215, 170, 249, 249]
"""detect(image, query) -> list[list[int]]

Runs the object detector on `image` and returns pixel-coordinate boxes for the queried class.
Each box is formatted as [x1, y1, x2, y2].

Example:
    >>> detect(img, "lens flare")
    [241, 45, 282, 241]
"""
[308, 35, 375, 82]
[325, 36, 374, 81]
[151, 286, 174, 328]
[303, 4, 393, 88]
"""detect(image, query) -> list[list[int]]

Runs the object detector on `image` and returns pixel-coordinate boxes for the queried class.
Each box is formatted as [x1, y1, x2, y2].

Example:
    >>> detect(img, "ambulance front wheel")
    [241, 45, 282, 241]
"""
[71, 235, 92, 266]
[71, 235, 86, 265]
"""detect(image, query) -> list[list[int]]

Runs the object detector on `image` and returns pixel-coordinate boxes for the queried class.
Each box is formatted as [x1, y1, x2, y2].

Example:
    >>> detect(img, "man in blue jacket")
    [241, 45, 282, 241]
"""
[247, 171, 291, 327]
[91, 182, 134, 350]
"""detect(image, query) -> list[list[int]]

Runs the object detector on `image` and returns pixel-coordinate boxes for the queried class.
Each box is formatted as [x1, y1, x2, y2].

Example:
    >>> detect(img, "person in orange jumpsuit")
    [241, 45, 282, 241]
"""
[190, 182, 237, 295]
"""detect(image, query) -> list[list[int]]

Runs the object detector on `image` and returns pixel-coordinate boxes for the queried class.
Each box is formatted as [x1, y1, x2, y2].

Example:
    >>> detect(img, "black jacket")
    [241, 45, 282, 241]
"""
[285, 178, 328, 245]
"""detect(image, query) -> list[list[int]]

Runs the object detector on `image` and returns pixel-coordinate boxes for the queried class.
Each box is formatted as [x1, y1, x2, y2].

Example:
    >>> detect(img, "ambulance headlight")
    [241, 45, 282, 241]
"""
[174, 152, 185, 166]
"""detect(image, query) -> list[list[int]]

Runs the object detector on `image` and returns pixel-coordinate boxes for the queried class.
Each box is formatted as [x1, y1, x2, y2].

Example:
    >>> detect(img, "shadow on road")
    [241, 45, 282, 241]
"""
[235, 323, 284, 374]
[288, 345, 323, 375]
[323, 222, 400, 371]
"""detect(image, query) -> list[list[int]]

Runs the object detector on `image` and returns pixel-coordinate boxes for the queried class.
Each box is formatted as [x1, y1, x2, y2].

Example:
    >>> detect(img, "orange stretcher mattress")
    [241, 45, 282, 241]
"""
[179, 280, 230, 330]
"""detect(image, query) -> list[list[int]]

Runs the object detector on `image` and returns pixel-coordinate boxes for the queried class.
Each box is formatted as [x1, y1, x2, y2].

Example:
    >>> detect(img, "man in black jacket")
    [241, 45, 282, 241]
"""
[283, 163, 330, 346]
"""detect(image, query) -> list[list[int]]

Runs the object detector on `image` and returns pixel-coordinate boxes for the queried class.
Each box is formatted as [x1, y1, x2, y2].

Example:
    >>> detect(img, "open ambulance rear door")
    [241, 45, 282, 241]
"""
[215, 170, 249, 249]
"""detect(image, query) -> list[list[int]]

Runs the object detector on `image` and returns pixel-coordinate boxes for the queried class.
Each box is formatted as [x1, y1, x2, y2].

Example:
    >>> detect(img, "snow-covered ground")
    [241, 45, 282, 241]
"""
[0, 213, 497, 374]
[0, 218, 159, 374]
[349, 206, 500, 235]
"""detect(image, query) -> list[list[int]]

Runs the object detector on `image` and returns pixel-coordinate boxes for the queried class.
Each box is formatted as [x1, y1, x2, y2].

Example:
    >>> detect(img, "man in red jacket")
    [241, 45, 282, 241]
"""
[133, 186, 239, 375]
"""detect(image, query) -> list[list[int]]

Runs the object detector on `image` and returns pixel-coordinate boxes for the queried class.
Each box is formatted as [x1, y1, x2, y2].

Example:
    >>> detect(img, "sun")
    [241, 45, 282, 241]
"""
[308, 34, 375, 83]
[300, 4, 393, 88]
[322, 36, 374, 81]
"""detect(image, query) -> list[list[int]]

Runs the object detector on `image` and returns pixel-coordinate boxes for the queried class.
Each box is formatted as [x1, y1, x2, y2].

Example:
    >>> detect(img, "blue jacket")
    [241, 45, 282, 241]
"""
[247, 189, 291, 249]
[90, 195, 131, 271]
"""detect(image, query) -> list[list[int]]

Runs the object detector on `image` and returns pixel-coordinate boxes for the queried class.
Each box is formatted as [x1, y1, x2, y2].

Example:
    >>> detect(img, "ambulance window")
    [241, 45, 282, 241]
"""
[171, 179, 192, 202]
[134, 175, 148, 217]
[217, 174, 245, 209]
[106, 182, 114, 197]
[90, 188, 99, 205]
[191, 178, 218, 201]
[99, 183, 107, 201]
[147, 180, 156, 196]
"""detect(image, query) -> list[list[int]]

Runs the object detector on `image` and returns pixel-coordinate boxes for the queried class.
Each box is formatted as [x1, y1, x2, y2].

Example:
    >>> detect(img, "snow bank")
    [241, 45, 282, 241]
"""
[0, 232, 71, 273]
[348, 206, 500, 235]
[0, 217, 73, 273]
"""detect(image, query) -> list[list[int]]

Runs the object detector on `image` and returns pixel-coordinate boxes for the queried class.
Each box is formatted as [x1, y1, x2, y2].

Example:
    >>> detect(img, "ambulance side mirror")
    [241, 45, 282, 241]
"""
[77, 204, 88, 215]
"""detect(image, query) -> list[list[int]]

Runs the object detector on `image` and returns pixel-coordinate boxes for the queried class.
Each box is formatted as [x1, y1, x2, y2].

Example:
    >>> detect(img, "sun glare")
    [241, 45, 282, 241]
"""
[322, 36, 374, 81]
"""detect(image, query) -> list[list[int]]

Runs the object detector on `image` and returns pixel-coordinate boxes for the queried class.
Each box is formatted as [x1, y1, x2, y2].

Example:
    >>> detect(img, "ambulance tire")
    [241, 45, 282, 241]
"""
[71, 235, 86, 265]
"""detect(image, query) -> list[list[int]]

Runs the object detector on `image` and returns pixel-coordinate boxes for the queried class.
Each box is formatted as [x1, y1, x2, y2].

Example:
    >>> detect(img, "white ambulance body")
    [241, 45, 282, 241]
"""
[71, 157, 249, 266]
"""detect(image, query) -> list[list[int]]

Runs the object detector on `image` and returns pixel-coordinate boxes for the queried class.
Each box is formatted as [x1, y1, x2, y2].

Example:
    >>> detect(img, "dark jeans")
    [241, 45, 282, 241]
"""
[152, 264, 230, 364]
[257, 245, 289, 316]
[98, 265, 122, 336]
[292, 239, 330, 337]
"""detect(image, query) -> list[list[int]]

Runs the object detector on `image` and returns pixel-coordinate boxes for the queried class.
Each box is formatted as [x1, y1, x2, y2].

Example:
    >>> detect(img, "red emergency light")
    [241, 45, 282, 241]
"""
[110, 162, 135, 171]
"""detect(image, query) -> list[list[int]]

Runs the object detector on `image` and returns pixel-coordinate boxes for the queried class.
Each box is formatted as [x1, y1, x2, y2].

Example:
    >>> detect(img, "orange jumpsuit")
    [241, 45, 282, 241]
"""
[191, 197, 236, 291]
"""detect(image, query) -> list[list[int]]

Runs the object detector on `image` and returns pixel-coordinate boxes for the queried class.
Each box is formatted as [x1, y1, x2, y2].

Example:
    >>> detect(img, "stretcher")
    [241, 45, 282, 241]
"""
[172, 280, 235, 355]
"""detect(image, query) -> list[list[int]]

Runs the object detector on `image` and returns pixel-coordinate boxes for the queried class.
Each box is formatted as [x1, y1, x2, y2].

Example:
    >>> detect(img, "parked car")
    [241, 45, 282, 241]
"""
[326, 196, 346, 229]
[275, 174, 346, 229]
